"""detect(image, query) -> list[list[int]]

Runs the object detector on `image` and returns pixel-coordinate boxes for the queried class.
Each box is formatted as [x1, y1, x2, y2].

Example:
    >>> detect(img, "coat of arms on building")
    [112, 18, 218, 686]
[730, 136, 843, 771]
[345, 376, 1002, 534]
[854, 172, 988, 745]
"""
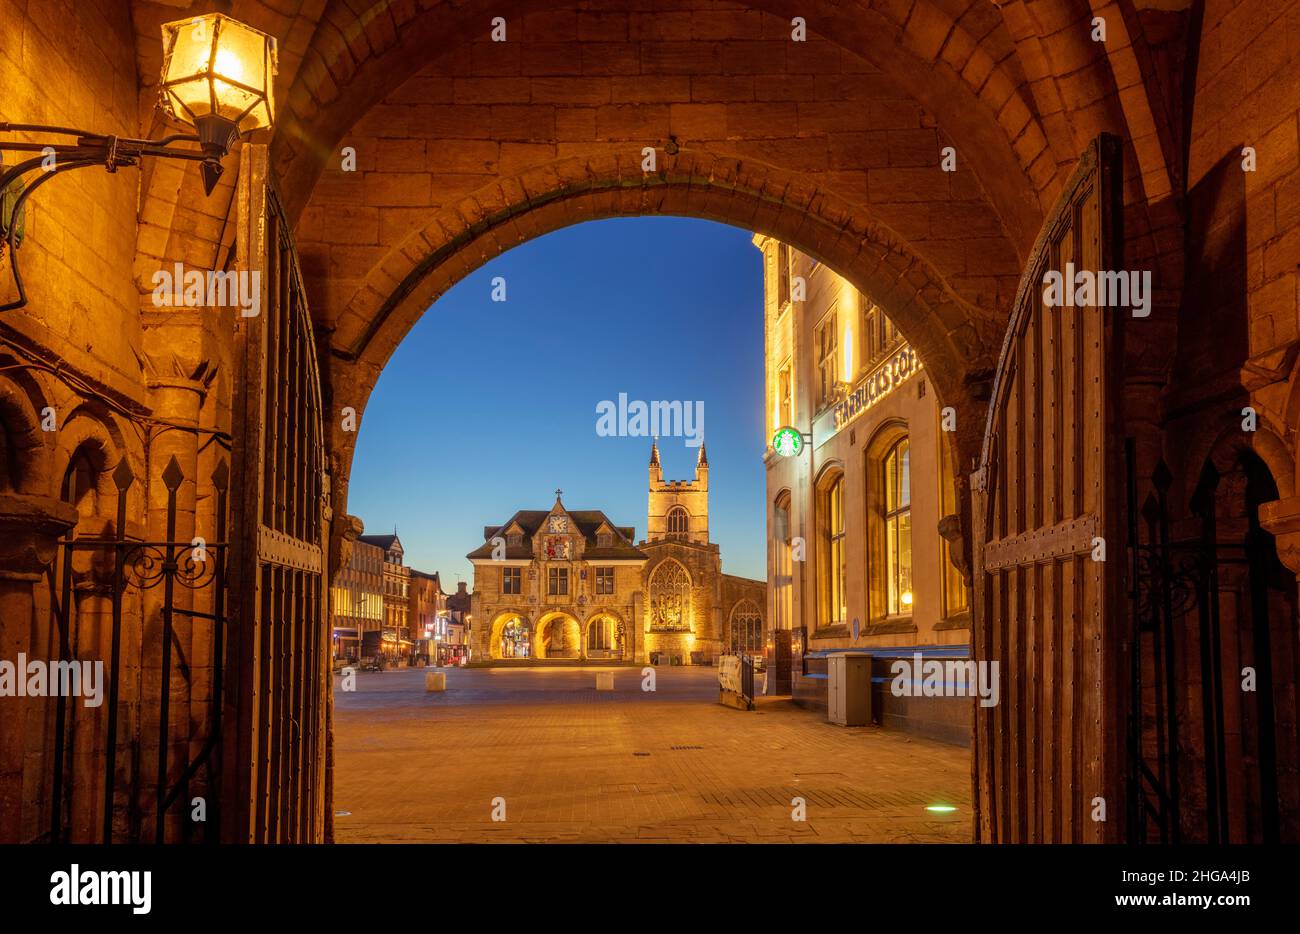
[543, 536, 571, 559]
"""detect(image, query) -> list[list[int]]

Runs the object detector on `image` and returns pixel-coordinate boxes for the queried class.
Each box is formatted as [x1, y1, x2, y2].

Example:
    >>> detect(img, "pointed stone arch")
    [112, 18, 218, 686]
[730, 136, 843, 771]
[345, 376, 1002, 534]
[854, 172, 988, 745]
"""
[727, 598, 764, 654]
[647, 557, 693, 632]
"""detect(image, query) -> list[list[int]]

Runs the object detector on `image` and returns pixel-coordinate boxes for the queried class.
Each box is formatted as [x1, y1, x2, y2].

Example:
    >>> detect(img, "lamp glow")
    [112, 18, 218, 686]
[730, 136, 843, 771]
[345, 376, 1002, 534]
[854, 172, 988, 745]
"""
[159, 14, 278, 193]
[900, 590, 913, 608]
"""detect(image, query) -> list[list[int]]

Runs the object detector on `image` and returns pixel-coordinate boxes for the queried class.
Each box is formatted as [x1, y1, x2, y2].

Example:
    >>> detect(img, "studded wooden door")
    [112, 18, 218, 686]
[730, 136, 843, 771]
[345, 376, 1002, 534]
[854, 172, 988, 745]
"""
[224, 144, 330, 843]
[970, 135, 1125, 843]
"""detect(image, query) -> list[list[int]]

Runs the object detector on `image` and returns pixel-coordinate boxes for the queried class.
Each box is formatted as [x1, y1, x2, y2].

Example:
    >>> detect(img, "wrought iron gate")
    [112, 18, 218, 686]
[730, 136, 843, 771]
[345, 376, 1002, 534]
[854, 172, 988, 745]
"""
[223, 144, 330, 843]
[46, 454, 228, 843]
[1126, 447, 1290, 843]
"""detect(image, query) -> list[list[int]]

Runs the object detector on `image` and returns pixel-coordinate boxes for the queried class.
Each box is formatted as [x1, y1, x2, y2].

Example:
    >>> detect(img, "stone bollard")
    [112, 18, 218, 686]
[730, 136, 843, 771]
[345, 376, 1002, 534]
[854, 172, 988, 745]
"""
[595, 672, 614, 691]
[426, 671, 446, 692]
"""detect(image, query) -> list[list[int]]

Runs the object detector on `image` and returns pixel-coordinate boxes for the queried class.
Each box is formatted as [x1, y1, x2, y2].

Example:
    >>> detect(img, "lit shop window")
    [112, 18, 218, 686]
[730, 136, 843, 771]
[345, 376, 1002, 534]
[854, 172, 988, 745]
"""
[819, 472, 846, 627]
[884, 437, 913, 616]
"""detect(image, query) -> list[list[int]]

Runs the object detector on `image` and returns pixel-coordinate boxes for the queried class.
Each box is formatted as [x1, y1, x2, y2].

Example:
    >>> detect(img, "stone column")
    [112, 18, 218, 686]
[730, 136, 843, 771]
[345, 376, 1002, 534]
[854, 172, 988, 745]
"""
[0, 493, 78, 842]
[631, 591, 644, 663]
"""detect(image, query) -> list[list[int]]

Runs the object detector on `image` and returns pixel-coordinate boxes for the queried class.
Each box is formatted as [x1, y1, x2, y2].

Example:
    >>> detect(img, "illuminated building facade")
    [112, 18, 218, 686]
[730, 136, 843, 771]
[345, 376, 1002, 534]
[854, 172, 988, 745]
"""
[755, 237, 970, 703]
[331, 537, 385, 661]
[359, 533, 412, 662]
[409, 570, 447, 664]
[468, 456, 763, 664]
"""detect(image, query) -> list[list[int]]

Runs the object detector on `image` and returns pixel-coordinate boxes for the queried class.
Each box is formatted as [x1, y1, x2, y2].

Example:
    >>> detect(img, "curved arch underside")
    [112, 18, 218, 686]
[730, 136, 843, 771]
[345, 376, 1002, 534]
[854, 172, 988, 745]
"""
[122, 0, 1192, 502]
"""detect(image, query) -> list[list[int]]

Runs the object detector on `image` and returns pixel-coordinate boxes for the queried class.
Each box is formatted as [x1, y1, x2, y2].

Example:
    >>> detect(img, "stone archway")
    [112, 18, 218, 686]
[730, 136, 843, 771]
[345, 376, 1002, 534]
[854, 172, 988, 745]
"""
[584, 611, 625, 659]
[536, 612, 582, 659]
[488, 611, 534, 659]
[7, 0, 1299, 845]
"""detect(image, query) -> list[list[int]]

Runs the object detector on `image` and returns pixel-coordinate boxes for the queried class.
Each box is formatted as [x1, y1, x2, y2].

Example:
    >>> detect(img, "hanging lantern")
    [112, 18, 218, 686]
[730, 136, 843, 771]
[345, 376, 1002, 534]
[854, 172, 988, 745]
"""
[158, 14, 278, 192]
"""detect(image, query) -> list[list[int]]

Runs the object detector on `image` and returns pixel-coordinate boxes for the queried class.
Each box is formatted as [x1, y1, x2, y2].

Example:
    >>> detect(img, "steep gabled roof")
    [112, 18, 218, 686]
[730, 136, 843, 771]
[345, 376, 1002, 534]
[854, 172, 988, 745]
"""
[467, 508, 646, 560]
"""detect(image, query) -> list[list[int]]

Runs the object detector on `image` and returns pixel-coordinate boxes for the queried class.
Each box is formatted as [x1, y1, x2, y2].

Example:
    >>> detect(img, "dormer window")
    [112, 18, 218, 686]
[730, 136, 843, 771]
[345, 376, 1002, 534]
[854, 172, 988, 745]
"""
[667, 506, 689, 540]
[507, 531, 523, 547]
[597, 531, 613, 548]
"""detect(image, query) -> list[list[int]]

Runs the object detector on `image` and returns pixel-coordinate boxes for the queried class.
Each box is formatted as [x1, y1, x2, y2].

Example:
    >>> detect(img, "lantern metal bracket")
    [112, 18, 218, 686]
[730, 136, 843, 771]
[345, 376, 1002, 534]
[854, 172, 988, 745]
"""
[0, 122, 220, 314]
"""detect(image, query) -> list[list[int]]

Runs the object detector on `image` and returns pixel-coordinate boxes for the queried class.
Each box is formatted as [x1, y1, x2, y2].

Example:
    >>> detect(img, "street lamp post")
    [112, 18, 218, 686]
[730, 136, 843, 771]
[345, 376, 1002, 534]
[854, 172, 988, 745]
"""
[0, 13, 277, 312]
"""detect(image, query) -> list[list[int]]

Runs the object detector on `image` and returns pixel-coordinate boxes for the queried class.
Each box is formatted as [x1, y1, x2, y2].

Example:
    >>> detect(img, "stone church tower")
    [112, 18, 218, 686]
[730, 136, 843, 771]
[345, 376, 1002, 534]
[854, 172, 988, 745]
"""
[646, 440, 709, 545]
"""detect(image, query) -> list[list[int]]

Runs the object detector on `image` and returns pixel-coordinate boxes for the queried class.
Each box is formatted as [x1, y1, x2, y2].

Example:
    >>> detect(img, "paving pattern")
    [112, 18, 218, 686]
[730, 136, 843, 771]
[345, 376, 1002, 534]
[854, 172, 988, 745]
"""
[332, 666, 972, 843]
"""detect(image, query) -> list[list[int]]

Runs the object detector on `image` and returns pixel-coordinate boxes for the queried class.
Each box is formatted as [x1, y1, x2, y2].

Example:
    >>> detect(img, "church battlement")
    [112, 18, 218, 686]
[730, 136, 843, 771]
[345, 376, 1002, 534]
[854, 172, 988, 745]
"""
[647, 441, 709, 545]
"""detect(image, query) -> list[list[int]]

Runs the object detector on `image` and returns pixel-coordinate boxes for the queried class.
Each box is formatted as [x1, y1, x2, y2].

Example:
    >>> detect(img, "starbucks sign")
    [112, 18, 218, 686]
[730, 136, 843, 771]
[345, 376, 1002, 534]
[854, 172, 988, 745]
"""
[771, 426, 804, 457]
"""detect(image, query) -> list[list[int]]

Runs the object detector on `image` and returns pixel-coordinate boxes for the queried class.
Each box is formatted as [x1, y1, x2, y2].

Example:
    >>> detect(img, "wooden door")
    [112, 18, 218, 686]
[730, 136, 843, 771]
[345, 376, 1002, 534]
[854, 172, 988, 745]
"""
[223, 144, 331, 843]
[970, 135, 1125, 843]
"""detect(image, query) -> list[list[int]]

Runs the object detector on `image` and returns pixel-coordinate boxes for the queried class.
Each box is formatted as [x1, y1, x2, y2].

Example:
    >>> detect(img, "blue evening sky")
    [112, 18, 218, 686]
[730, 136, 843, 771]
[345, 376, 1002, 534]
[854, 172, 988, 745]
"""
[348, 216, 768, 586]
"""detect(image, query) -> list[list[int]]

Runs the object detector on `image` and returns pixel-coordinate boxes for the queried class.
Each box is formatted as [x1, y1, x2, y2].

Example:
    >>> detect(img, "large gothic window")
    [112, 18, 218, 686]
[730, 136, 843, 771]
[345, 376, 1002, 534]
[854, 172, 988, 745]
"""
[729, 601, 763, 654]
[666, 505, 689, 540]
[648, 559, 691, 631]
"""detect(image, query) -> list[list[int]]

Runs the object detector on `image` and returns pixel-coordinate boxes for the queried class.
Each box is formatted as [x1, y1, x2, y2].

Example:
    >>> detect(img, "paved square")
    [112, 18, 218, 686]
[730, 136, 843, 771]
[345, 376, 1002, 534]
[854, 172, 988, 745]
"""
[332, 666, 972, 843]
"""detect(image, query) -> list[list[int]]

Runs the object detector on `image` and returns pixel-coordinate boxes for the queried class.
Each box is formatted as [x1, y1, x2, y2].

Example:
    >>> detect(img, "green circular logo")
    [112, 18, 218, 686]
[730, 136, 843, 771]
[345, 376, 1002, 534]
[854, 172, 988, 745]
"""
[772, 427, 804, 457]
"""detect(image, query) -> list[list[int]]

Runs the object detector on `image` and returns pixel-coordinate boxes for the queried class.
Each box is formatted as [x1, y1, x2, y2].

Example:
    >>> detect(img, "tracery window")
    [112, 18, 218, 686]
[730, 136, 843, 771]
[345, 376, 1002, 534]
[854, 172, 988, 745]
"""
[729, 601, 763, 654]
[648, 559, 691, 632]
[666, 506, 689, 540]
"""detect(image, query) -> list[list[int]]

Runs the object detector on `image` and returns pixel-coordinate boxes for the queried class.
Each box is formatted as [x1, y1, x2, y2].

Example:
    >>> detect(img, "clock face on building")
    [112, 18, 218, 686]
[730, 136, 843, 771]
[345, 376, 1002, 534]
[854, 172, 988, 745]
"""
[548, 515, 568, 533]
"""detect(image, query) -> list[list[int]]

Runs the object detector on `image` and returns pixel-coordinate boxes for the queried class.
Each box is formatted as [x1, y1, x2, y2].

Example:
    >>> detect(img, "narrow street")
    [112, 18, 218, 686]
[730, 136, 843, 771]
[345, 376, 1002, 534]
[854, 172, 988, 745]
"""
[332, 667, 971, 843]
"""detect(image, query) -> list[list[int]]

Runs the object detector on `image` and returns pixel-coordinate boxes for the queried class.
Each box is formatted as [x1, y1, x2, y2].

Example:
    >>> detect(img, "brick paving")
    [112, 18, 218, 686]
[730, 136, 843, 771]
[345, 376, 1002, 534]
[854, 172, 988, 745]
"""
[332, 666, 972, 843]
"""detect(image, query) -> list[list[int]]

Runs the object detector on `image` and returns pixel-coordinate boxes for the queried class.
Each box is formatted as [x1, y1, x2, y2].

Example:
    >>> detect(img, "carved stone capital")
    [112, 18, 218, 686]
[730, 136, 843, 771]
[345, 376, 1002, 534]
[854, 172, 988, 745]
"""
[938, 512, 969, 580]
[0, 493, 78, 580]
[1259, 495, 1300, 577]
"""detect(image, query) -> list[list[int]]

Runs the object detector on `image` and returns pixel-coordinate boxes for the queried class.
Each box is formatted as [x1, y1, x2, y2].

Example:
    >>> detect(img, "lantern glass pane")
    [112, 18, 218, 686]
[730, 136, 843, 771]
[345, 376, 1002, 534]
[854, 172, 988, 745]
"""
[212, 79, 259, 124]
[165, 77, 212, 119]
[160, 15, 276, 130]
[162, 19, 215, 85]
[212, 23, 267, 92]
[242, 100, 272, 133]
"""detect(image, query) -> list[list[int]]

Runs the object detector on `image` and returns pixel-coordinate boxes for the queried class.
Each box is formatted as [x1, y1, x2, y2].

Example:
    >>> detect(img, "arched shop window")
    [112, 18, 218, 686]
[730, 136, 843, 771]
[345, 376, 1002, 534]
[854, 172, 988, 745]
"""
[817, 470, 846, 628]
[884, 437, 913, 616]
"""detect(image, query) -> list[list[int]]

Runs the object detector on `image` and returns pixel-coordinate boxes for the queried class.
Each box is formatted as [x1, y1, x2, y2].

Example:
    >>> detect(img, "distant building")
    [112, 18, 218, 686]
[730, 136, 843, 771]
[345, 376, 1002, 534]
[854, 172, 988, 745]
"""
[409, 569, 446, 664]
[755, 236, 968, 717]
[358, 533, 412, 662]
[331, 536, 384, 661]
[467, 446, 764, 664]
[444, 581, 472, 664]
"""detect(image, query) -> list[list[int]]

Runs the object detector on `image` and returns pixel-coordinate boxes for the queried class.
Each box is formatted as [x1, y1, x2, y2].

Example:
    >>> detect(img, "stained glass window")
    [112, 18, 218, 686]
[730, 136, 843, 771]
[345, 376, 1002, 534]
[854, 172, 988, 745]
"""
[649, 559, 691, 631]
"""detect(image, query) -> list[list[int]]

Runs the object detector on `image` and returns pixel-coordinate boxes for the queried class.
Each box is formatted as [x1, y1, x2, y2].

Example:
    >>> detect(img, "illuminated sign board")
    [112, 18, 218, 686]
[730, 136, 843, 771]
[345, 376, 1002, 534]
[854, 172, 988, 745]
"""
[812, 344, 922, 448]
[771, 426, 804, 457]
